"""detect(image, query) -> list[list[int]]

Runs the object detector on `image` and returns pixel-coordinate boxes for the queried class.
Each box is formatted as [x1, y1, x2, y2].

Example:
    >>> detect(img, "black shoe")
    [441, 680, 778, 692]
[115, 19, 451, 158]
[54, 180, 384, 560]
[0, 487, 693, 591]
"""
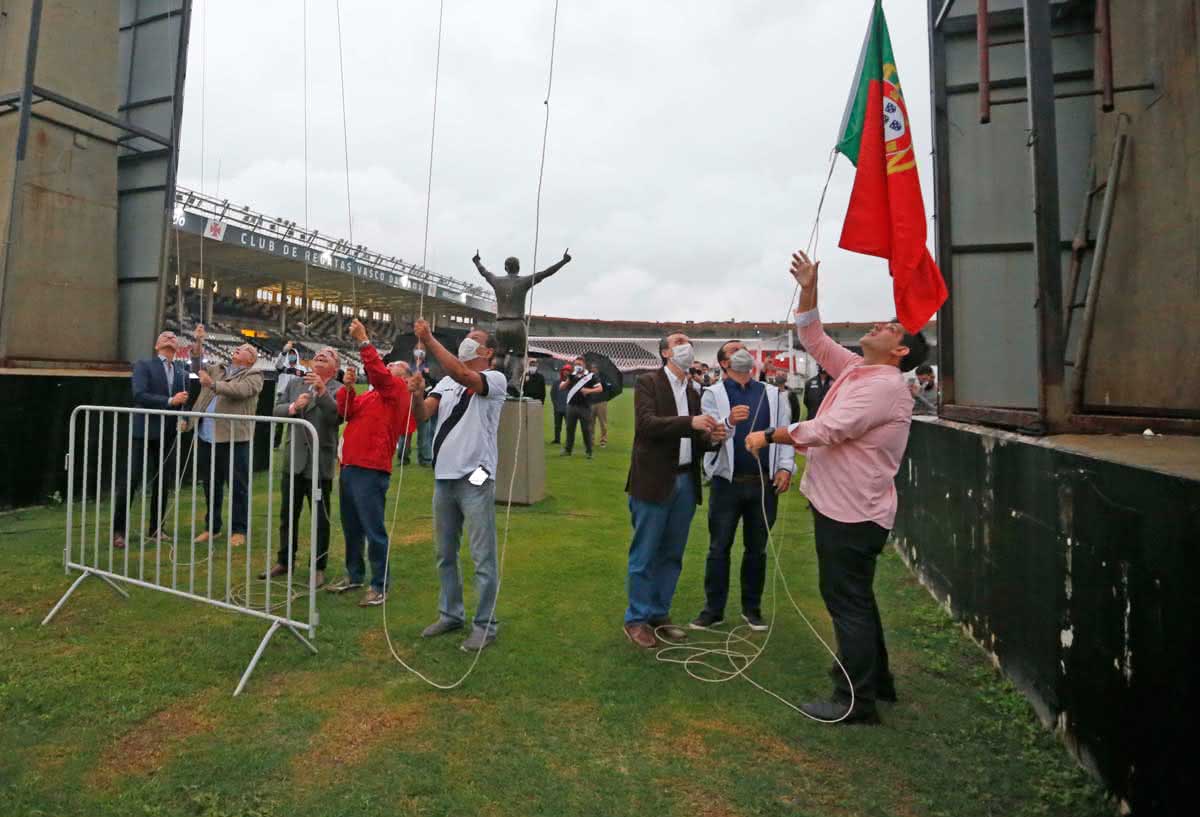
[551, 439, 561, 445]
[877, 676, 898, 703]
[741, 611, 768, 632]
[799, 700, 880, 725]
[689, 610, 725, 630]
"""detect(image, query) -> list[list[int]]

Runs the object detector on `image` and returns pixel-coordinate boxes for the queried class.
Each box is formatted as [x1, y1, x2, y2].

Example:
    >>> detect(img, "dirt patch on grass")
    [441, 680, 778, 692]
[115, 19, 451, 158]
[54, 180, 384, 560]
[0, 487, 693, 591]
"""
[88, 692, 216, 789]
[647, 721, 710, 762]
[291, 689, 430, 787]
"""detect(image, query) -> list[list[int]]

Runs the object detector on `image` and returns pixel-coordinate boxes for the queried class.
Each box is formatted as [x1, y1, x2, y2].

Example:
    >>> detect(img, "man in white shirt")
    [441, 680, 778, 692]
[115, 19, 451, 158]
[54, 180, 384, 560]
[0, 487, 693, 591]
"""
[411, 320, 508, 652]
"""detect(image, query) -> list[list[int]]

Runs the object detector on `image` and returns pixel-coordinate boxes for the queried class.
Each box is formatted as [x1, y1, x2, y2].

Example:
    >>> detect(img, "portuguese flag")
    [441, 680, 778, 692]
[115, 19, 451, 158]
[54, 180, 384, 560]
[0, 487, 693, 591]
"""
[836, 0, 946, 333]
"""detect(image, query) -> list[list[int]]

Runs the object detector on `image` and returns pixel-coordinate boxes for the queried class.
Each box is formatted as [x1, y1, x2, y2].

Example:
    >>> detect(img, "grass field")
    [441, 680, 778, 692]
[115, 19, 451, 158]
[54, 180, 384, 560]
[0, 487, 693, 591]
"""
[0, 393, 1112, 817]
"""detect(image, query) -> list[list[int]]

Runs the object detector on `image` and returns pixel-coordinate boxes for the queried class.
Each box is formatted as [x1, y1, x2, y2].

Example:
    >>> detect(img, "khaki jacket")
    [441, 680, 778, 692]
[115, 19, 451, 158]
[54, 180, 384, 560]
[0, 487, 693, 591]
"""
[188, 357, 265, 443]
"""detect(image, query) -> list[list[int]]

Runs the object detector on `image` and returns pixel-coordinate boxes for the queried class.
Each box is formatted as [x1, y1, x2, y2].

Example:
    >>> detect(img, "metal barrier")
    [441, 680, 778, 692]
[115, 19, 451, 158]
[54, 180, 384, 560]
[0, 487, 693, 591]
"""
[42, 405, 323, 695]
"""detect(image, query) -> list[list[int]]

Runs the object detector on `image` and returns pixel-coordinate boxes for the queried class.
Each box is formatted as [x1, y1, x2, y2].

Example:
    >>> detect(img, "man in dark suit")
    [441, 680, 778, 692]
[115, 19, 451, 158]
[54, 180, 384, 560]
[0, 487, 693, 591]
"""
[623, 332, 724, 648]
[803, 367, 833, 419]
[112, 330, 193, 550]
[521, 358, 547, 403]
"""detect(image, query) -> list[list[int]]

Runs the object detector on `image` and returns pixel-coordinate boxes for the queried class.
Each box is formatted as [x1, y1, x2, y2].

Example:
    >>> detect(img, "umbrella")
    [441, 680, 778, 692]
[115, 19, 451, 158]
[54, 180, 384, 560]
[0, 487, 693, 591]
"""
[582, 351, 623, 402]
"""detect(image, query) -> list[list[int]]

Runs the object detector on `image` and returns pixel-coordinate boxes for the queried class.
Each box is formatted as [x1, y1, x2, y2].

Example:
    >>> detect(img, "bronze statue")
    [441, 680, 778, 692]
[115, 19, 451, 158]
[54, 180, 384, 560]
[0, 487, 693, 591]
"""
[473, 249, 571, 391]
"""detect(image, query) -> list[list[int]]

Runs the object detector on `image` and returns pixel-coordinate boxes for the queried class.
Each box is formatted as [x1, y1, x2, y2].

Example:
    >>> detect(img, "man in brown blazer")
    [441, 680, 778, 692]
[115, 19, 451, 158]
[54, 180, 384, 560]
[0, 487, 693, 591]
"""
[189, 325, 265, 547]
[623, 332, 724, 648]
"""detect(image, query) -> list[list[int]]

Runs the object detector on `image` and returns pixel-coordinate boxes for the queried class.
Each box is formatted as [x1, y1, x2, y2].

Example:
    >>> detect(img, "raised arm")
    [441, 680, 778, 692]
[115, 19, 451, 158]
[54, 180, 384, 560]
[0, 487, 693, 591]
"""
[348, 319, 400, 398]
[791, 251, 861, 379]
[473, 251, 497, 286]
[413, 319, 487, 394]
[531, 249, 572, 285]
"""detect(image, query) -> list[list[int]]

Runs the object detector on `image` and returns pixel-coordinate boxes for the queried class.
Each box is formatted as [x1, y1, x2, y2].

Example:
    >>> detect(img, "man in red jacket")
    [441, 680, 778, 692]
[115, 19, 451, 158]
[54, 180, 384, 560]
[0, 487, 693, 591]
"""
[326, 319, 421, 606]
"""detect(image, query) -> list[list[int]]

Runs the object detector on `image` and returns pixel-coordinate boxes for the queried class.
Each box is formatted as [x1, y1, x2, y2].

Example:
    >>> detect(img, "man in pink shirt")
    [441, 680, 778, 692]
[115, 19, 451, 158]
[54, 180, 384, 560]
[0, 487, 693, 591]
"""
[746, 250, 929, 724]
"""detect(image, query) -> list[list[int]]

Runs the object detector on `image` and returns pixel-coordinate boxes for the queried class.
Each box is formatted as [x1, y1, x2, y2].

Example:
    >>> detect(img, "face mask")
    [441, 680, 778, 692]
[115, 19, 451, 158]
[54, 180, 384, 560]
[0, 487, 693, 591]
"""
[574, 365, 585, 375]
[671, 343, 694, 369]
[729, 348, 755, 373]
[414, 349, 425, 360]
[457, 338, 481, 362]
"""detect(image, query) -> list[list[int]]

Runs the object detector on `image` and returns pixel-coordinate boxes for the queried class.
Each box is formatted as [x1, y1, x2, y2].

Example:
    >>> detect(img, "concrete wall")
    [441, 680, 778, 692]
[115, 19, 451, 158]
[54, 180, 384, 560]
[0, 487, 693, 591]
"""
[894, 419, 1198, 814]
[0, 1, 121, 363]
[1083, 0, 1200, 415]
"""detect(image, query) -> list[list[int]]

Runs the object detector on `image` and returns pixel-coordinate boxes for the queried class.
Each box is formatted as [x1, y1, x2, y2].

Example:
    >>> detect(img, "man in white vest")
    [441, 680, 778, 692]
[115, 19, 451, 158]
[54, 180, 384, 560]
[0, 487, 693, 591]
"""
[691, 340, 795, 631]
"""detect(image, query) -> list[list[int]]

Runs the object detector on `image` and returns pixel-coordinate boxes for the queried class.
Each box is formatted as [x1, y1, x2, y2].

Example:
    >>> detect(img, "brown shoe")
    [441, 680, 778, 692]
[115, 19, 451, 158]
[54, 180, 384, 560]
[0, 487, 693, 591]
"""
[650, 619, 688, 644]
[623, 622, 657, 649]
[229, 533, 246, 548]
[258, 563, 289, 580]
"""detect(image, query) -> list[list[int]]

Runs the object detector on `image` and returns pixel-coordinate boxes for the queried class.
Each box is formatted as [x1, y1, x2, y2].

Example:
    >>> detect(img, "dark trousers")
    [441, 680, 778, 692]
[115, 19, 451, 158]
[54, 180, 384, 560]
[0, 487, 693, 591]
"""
[196, 440, 251, 536]
[552, 409, 566, 442]
[812, 507, 892, 710]
[703, 476, 777, 617]
[113, 435, 177, 536]
[339, 465, 390, 592]
[564, 404, 593, 454]
[277, 474, 332, 571]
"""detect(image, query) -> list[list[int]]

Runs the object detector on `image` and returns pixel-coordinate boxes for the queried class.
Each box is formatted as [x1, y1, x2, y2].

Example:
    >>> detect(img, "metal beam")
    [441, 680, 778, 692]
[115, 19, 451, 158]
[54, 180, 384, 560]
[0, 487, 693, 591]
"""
[0, 0, 44, 356]
[934, 0, 959, 31]
[1023, 0, 1068, 431]
[928, 0, 956, 411]
[31, 85, 172, 146]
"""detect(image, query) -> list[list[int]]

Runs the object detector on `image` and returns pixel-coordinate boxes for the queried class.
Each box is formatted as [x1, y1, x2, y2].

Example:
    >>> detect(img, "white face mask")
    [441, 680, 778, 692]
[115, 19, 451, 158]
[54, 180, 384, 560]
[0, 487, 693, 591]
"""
[414, 349, 425, 360]
[729, 348, 755, 373]
[457, 338, 481, 362]
[671, 343, 695, 369]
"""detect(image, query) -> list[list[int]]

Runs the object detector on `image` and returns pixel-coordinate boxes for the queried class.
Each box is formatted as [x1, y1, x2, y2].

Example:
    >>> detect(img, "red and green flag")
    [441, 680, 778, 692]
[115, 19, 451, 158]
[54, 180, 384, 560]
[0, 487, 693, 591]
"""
[836, 0, 946, 333]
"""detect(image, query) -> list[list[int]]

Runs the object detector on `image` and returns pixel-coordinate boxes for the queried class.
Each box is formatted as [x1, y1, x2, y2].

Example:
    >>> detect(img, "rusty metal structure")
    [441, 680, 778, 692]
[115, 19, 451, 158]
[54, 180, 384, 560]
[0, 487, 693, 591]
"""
[929, 0, 1195, 435]
[905, 3, 1199, 812]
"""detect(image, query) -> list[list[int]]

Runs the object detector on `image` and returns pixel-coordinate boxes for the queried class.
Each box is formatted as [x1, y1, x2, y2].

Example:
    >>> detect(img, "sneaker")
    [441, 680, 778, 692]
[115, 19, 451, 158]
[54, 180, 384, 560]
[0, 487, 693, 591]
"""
[689, 610, 725, 630]
[358, 589, 386, 607]
[460, 628, 496, 652]
[600, 440, 607, 448]
[586, 452, 593, 460]
[325, 576, 364, 594]
[649, 619, 687, 644]
[258, 563, 289, 580]
[421, 618, 464, 638]
[741, 611, 769, 632]
[559, 450, 572, 457]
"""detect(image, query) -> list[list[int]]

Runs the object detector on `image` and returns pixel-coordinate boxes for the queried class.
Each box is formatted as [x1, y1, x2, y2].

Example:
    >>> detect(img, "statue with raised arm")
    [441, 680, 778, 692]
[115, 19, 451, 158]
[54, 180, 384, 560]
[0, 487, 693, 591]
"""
[474, 249, 572, 393]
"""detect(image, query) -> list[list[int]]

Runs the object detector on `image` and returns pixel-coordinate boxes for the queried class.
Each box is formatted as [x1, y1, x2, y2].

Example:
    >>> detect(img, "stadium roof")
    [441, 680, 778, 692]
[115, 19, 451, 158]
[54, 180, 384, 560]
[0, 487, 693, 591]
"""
[170, 187, 497, 319]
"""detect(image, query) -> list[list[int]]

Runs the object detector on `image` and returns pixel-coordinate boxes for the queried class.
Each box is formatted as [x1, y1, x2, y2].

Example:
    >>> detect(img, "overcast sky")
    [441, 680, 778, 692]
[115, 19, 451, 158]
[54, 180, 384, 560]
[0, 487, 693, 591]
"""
[176, 0, 935, 324]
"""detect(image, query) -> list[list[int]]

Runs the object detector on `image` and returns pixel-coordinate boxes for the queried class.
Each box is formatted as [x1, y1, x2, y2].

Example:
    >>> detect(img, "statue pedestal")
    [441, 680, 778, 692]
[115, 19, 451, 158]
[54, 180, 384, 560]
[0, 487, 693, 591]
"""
[495, 399, 545, 506]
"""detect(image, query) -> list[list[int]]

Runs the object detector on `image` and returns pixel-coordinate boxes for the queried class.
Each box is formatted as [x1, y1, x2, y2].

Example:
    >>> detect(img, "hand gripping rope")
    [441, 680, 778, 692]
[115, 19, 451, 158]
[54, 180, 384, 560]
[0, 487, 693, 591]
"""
[372, 0, 562, 689]
[651, 151, 862, 724]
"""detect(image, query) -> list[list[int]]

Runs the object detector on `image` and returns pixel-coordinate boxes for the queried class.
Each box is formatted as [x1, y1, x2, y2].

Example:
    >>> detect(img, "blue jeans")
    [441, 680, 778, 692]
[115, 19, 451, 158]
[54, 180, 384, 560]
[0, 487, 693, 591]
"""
[416, 417, 435, 465]
[339, 465, 391, 592]
[625, 473, 697, 625]
[433, 477, 499, 635]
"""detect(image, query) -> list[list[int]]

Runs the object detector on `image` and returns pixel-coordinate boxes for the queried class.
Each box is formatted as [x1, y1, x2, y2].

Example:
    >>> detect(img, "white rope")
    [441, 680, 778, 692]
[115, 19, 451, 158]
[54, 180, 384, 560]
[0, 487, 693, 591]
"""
[651, 149, 858, 723]
[377, 0, 563, 690]
[418, 0, 446, 319]
[334, 0, 357, 314]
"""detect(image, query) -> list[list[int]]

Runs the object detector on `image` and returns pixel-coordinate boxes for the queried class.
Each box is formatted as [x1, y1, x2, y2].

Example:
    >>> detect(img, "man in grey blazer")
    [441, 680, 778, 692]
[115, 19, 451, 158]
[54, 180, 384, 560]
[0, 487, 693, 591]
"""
[263, 346, 343, 587]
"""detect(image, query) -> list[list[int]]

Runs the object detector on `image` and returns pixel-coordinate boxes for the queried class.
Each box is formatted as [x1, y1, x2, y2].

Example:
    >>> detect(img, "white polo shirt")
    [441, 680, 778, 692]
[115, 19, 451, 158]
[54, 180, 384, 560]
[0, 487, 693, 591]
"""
[430, 369, 508, 481]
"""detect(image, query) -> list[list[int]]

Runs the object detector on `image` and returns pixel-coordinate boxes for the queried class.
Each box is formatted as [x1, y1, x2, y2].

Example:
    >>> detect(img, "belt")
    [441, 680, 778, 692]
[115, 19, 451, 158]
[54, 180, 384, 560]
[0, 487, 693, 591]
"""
[673, 464, 693, 474]
[731, 473, 762, 484]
